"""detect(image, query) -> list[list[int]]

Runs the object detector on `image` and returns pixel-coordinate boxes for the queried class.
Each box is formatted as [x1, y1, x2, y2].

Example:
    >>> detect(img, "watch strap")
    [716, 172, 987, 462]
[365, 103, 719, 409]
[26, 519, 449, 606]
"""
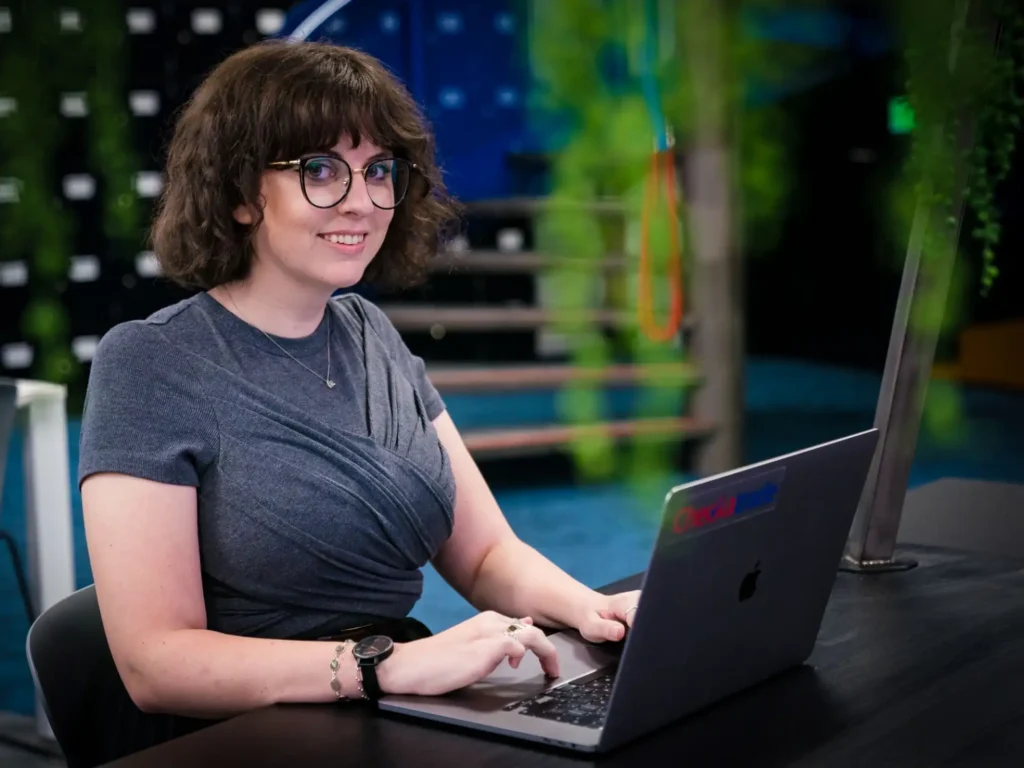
[358, 656, 383, 700]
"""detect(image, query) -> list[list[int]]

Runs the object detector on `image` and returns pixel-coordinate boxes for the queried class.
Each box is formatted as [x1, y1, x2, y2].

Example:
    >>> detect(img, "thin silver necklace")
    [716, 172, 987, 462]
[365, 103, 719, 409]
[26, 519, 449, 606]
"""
[223, 288, 336, 389]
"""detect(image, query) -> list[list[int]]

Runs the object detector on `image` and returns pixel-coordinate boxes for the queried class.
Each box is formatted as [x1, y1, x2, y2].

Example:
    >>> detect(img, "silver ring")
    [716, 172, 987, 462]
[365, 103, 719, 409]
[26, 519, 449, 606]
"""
[625, 605, 638, 617]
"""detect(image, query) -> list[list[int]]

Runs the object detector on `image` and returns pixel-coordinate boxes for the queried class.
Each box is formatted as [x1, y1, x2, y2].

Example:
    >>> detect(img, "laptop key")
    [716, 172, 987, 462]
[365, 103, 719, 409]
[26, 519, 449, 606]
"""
[513, 668, 616, 729]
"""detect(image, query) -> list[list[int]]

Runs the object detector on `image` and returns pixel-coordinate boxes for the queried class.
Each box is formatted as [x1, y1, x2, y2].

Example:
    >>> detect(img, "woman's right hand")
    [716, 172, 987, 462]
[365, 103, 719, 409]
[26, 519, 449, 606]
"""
[378, 611, 561, 697]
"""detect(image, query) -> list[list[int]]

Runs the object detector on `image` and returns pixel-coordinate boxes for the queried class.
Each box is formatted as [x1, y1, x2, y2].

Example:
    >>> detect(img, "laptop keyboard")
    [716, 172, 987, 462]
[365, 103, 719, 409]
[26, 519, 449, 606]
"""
[503, 667, 617, 730]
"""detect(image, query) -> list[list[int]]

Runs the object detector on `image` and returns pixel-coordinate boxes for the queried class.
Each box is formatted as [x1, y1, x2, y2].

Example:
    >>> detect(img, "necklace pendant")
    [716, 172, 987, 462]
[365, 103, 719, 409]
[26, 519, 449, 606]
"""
[326, 379, 336, 389]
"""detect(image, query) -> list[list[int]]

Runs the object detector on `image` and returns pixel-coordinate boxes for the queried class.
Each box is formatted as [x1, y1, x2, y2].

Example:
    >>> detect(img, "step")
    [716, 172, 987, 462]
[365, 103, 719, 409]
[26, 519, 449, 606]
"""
[461, 416, 715, 459]
[380, 305, 695, 333]
[434, 250, 628, 273]
[427, 362, 701, 393]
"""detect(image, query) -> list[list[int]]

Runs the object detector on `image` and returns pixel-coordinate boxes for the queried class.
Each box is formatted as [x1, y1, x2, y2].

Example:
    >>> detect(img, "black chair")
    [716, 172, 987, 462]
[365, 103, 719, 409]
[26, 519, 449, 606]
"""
[0, 378, 35, 623]
[26, 584, 211, 768]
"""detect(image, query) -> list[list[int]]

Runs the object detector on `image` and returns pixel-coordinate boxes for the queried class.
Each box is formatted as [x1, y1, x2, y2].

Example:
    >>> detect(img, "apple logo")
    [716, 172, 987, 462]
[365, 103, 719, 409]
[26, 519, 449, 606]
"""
[738, 561, 761, 602]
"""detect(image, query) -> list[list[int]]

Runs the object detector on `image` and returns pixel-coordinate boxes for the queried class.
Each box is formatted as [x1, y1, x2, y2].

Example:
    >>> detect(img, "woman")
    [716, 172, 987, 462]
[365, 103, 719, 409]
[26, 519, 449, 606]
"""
[79, 39, 639, 751]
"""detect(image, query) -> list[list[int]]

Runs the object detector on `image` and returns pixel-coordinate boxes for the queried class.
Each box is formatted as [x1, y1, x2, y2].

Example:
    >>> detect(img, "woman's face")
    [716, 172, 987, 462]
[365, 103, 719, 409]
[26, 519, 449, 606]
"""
[236, 134, 396, 292]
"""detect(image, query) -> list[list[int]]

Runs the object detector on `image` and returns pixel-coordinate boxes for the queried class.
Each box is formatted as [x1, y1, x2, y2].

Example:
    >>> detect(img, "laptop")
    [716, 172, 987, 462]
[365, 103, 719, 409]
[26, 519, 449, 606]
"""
[380, 428, 879, 753]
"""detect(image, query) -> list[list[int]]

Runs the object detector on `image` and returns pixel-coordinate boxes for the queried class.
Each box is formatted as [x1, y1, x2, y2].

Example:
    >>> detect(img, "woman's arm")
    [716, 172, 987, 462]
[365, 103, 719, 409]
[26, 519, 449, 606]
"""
[83, 473, 364, 718]
[84, 471, 564, 711]
[430, 412, 612, 632]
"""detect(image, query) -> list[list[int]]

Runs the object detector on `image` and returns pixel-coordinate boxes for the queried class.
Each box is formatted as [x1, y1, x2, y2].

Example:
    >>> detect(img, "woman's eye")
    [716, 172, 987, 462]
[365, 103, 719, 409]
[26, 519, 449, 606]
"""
[304, 160, 338, 182]
[367, 161, 391, 182]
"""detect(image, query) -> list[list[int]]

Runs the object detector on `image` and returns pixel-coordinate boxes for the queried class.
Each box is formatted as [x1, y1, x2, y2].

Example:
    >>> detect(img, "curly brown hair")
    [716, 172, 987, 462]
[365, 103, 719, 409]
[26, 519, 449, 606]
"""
[151, 40, 458, 292]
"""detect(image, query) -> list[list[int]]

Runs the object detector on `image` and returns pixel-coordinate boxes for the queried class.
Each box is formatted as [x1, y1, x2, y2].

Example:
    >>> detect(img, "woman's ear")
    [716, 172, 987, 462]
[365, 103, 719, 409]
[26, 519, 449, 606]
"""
[233, 204, 254, 225]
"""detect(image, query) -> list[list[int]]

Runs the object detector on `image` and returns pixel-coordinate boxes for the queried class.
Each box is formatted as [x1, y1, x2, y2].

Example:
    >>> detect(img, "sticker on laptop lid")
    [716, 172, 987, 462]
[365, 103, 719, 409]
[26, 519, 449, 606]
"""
[663, 466, 787, 538]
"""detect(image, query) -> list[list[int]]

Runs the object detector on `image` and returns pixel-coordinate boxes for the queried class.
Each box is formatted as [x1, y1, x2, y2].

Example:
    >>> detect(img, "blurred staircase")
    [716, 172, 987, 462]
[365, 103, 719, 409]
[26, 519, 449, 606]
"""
[378, 195, 716, 469]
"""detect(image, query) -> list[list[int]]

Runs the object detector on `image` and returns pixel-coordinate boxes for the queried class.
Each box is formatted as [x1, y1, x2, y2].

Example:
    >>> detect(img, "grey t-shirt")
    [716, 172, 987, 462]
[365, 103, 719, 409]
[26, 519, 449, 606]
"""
[78, 291, 456, 639]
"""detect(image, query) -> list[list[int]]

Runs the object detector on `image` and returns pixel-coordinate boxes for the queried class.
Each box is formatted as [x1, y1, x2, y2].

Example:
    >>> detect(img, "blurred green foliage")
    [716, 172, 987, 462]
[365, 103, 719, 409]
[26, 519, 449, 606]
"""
[529, 0, 1023, 484]
[0, 2, 141, 391]
[895, 0, 1023, 297]
[528, 0, 826, 500]
[892, 0, 1023, 441]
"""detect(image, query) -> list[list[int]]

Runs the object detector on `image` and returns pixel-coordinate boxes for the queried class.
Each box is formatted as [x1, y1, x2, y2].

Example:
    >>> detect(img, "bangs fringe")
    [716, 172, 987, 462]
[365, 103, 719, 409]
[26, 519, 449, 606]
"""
[258, 49, 412, 161]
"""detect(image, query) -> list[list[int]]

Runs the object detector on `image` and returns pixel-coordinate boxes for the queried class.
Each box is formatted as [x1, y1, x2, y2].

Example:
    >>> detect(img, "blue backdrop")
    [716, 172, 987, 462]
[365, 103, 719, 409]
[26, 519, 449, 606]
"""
[278, 0, 532, 202]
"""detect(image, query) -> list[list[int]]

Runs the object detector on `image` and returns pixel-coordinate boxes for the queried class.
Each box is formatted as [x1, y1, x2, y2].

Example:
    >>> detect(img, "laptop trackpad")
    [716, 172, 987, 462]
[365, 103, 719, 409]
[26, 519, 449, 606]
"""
[450, 631, 620, 711]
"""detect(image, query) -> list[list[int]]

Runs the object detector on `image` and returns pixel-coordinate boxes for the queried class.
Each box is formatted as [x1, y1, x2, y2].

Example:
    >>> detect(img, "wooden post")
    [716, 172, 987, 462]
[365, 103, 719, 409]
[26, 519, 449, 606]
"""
[682, 0, 744, 475]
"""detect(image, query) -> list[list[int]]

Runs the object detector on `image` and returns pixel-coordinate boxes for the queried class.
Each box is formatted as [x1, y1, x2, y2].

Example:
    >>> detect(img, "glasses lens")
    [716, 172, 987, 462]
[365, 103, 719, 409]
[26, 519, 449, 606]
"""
[300, 156, 351, 208]
[364, 158, 411, 210]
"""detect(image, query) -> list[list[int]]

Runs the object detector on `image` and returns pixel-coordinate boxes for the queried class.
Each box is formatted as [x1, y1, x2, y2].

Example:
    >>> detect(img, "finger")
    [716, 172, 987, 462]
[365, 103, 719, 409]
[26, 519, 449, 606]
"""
[468, 637, 524, 684]
[498, 636, 528, 670]
[623, 592, 642, 626]
[513, 627, 561, 678]
[601, 607, 636, 629]
[582, 617, 627, 643]
[598, 594, 640, 627]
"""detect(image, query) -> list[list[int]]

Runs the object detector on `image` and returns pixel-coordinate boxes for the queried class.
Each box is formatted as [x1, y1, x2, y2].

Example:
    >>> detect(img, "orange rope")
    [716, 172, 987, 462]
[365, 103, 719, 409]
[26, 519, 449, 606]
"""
[638, 148, 684, 343]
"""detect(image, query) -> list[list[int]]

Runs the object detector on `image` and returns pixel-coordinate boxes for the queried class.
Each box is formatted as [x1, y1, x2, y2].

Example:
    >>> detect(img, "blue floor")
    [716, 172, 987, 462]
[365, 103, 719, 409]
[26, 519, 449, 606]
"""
[2, 356, 1023, 715]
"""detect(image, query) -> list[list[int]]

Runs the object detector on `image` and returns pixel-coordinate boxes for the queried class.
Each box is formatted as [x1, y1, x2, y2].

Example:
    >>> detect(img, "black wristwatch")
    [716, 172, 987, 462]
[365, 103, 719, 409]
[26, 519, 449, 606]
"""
[352, 635, 394, 701]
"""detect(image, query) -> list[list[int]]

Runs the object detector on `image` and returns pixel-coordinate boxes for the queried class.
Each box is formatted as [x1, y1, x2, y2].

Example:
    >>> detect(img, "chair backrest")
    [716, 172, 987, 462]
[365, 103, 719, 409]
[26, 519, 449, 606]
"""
[26, 585, 121, 768]
[0, 378, 16, 499]
[26, 584, 209, 768]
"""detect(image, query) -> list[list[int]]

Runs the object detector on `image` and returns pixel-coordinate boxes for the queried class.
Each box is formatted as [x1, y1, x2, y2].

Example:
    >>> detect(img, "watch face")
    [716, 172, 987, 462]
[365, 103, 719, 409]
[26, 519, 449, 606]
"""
[354, 635, 393, 660]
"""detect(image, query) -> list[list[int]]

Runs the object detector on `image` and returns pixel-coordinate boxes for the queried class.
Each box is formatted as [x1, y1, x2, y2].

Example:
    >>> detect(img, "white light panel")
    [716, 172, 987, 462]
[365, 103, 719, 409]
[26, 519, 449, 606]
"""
[60, 92, 88, 117]
[128, 90, 160, 116]
[0, 178, 20, 203]
[69, 255, 100, 282]
[135, 251, 161, 277]
[135, 171, 163, 198]
[1, 342, 33, 369]
[63, 174, 96, 200]
[256, 8, 285, 35]
[72, 336, 100, 362]
[191, 8, 222, 35]
[59, 8, 82, 32]
[0, 260, 27, 287]
[126, 8, 156, 33]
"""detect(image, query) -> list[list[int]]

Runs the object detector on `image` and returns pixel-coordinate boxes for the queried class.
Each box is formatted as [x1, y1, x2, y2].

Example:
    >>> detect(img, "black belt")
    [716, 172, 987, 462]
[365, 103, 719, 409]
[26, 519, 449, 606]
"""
[312, 615, 433, 644]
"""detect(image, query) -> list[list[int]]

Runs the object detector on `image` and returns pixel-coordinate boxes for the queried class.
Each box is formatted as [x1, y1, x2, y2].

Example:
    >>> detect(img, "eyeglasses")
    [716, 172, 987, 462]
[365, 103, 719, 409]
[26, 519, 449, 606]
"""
[267, 155, 417, 210]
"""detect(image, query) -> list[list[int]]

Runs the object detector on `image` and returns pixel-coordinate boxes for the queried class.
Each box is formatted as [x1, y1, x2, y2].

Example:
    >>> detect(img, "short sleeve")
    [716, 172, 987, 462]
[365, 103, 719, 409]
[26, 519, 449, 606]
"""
[78, 322, 219, 489]
[349, 296, 446, 421]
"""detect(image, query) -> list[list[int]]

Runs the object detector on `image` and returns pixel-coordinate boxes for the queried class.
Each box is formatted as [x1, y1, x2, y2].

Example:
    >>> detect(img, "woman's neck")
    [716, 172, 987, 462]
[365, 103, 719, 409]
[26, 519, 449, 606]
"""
[210, 273, 333, 339]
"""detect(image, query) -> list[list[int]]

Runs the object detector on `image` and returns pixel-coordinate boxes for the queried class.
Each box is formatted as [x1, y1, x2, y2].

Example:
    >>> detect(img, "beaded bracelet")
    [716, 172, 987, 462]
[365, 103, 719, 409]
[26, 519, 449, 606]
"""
[329, 641, 353, 700]
[355, 664, 367, 700]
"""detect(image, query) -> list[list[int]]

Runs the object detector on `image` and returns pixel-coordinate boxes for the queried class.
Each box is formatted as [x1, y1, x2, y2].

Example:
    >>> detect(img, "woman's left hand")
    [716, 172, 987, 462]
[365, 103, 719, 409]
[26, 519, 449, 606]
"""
[575, 590, 642, 643]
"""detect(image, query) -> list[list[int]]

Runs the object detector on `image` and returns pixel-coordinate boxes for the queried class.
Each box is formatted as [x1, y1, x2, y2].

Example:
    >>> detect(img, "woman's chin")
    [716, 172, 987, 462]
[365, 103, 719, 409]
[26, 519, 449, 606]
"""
[320, 263, 369, 291]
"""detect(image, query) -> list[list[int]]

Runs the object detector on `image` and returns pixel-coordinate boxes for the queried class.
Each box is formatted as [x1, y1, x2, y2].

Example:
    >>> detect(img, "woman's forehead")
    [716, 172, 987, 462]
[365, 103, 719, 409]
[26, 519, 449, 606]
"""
[329, 133, 389, 159]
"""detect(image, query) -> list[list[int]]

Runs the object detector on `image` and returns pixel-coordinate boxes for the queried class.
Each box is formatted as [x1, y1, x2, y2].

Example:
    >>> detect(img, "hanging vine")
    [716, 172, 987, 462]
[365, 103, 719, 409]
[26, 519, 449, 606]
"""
[890, 0, 1023, 439]
[968, 1, 1024, 294]
[0, 2, 140, 389]
[899, 0, 1024, 297]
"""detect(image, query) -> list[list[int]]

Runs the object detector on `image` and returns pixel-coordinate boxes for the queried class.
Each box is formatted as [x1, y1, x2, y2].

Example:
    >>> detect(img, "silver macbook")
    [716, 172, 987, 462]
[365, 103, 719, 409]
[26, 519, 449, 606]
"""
[380, 428, 879, 753]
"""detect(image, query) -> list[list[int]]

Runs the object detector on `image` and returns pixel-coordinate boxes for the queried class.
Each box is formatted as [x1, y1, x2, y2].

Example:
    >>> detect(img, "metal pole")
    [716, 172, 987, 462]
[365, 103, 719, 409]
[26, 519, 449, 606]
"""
[840, 187, 961, 572]
[842, 0, 998, 572]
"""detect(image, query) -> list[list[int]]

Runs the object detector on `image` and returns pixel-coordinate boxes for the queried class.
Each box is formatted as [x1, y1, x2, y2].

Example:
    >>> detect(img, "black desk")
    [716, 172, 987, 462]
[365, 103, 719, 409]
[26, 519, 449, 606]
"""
[104, 545, 1024, 767]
